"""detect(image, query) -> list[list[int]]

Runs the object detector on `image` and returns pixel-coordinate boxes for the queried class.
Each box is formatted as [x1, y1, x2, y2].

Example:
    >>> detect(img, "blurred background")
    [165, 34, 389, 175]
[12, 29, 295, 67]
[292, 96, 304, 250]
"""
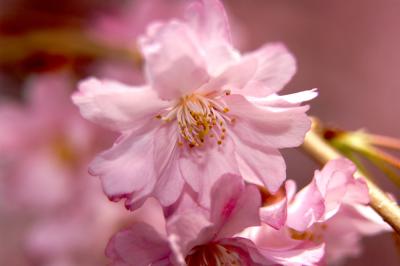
[0, 0, 399, 265]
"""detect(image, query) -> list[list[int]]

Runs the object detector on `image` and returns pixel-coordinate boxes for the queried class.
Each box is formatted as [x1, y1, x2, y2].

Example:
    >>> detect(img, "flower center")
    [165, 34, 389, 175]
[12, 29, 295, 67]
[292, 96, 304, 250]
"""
[185, 243, 243, 266]
[156, 90, 235, 148]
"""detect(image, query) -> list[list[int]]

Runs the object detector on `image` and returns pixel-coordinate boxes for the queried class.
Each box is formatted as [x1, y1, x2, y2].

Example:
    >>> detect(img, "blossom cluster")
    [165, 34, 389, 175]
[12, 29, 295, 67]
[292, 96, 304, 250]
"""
[0, 0, 392, 265]
[71, 0, 390, 265]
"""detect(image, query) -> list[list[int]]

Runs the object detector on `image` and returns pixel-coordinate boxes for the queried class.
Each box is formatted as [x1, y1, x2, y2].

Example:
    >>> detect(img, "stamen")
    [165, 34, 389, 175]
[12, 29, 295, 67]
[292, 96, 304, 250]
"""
[157, 92, 235, 148]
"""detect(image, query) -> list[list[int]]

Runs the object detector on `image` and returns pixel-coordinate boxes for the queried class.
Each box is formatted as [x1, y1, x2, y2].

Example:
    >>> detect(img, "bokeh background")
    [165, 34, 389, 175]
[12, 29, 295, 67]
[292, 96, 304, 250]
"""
[0, 0, 399, 265]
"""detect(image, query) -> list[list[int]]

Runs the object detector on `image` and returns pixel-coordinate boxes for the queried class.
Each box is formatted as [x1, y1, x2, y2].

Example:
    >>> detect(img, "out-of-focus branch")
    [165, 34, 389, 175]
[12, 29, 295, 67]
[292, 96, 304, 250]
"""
[302, 118, 400, 234]
[0, 29, 142, 65]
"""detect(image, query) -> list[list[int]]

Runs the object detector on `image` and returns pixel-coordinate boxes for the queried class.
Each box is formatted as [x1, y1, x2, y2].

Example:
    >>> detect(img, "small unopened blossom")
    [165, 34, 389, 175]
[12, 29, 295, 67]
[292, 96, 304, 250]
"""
[73, 0, 316, 209]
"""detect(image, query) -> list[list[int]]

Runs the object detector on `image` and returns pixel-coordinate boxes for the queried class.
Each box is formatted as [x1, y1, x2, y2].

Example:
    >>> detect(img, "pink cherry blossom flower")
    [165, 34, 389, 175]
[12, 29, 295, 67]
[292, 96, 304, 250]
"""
[107, 173, 332, 266]
[73, 0, 316, 210]
[106, 173, 275, 266]
[289, 158, 391, 264]
[243, 158, 391, 265]
[286, 158, 370, 231]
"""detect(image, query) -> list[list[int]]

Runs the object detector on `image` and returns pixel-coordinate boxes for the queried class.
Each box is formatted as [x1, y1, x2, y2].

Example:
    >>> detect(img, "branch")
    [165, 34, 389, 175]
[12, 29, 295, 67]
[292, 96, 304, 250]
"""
[302, 119, 400, 234]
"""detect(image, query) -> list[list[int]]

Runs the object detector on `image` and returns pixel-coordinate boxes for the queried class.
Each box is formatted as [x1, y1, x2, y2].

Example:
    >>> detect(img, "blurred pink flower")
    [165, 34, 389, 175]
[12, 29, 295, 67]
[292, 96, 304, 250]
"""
[0, 74, 98, 210]
[73, 0, 316, 210]
[0, 73, 129, 265]
[106, 173, 272, 266]
[87, 0, 185, 86]
[89, 0, 184, 48]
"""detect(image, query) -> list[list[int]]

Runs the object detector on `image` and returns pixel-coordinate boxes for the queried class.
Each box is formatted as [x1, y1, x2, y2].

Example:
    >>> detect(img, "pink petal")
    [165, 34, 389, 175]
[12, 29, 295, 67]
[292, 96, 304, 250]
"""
[232, 134, 286, 194]
[343, 178, 370, 205]
[72, 78, 167, 131]
[210, 174, 261, 239]
[106, 223, 170, 266]
[233, 43, 297, 97]
[139, 21, 209, 100]
[169, 192, 207, 218]
[259, 191, 288, 230]
[261, 242, 325, 266]
[314, 158, 370, 220]
[198, 55, 257, 94]
[89, 127, 158, 209]
[186, 0, 232, 44]
[152, 159, 185, 207]
[249, 89, 318, 108]
[285, 179, 298, 202]
[152, 124, 185, 206]
[179, 138, 240, 207]
[287, 178, 325, 232]
[226, 94, 312, 149]
[244, 225, 325, 266]
[185, 0, 239, 75]
[167, 212, 213, 256]
[203, 43, 241, 76]
[130, 198, 168, 237]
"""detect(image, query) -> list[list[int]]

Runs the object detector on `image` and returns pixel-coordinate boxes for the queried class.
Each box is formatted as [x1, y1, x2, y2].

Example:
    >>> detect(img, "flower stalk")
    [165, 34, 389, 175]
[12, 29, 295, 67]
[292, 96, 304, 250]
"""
[302, 118, 400, 234]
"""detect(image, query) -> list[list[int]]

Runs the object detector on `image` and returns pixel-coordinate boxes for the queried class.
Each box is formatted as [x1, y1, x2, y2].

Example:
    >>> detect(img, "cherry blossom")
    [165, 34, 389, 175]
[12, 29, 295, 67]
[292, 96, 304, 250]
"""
[107, 174, 268, 265]
[72, 0, 316, 210]
[242, 158, 391, 265]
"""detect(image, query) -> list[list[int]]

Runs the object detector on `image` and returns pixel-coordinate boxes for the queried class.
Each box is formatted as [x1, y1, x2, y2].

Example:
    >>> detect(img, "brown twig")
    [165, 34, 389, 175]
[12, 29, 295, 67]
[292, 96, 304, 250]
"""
[302, 119, 400, 234]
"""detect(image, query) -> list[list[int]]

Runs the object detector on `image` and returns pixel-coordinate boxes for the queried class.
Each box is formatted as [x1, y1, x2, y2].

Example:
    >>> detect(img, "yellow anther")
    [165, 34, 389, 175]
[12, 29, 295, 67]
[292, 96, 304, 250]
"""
[157, 93, 233, 148]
